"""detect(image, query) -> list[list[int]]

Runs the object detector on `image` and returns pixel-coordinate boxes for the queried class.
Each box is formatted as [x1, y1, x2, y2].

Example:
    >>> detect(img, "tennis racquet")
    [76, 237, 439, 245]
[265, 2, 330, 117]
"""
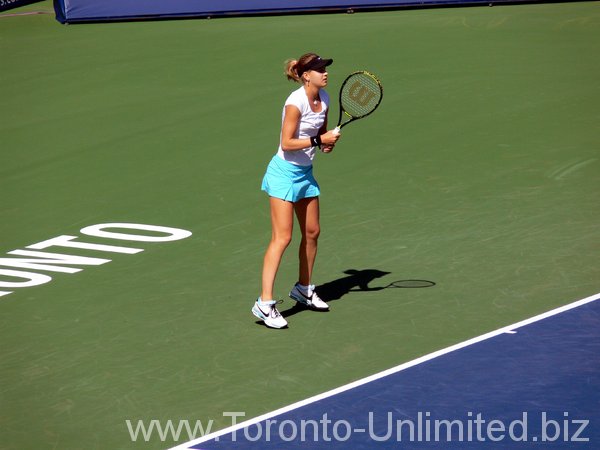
[333, 70, 383, 135]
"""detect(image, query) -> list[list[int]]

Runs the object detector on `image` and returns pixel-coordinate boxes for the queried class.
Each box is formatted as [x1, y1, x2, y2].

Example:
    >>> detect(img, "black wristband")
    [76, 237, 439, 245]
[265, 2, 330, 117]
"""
[311, 135, 322, 147]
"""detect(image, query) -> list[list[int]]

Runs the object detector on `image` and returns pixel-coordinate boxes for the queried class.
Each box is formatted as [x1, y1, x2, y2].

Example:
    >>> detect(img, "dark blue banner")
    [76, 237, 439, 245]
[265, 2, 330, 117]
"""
[53, 0, 535, 23]
[1, 0, 43, 12]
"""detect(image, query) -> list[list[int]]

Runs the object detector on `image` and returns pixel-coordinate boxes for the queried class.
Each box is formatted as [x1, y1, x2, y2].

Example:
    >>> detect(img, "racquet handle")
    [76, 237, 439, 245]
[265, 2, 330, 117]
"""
[333, 126, 341, 135]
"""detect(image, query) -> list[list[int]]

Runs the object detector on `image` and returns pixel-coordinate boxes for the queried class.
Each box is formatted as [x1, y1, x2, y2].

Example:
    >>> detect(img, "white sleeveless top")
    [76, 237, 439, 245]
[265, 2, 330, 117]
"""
[276, 86, 330, 166]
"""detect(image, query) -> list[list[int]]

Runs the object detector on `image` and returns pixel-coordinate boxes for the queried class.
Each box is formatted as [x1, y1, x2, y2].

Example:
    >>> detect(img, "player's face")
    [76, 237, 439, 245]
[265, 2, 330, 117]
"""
[307, 68, 328, 87]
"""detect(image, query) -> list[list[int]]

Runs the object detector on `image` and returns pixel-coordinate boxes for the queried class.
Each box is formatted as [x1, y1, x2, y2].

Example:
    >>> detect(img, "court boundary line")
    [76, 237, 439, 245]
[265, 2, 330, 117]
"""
[168, 291, 600, 449]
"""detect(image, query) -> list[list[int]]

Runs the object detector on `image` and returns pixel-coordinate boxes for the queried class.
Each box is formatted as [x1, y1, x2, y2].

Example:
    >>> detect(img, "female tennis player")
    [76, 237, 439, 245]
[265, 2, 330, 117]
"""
[252, 53, 341, 329]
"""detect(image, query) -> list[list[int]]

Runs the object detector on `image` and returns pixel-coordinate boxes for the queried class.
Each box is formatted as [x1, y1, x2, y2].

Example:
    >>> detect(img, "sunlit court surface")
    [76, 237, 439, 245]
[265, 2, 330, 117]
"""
[1, 1, 599, 449]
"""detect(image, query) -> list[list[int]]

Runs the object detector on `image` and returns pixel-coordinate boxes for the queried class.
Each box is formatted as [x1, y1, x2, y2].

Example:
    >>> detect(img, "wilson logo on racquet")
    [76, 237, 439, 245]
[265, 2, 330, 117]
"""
[348, 81, 377, 106]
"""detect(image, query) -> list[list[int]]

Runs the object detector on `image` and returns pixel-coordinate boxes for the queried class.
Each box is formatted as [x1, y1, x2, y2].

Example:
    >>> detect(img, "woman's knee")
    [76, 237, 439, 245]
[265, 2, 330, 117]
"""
[304, 225, 320, 242]
[272, 232, 292, 249]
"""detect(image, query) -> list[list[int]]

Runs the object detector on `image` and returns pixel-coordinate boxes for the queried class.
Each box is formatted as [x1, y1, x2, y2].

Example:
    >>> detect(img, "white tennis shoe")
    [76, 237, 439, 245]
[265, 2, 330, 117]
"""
[289, 283, 329, 310]
[252, 299, 288, 329]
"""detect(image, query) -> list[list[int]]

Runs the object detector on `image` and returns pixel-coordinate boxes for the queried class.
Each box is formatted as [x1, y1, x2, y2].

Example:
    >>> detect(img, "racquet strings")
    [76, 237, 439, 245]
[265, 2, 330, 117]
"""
[340, 72, 382, 119]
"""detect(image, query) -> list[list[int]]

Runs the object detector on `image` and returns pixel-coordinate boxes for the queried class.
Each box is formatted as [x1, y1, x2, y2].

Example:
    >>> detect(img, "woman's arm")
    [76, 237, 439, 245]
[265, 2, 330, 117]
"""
[318, 111, 337, 153]
[280, 105, 311, 151]
[280, 105, 340, 151]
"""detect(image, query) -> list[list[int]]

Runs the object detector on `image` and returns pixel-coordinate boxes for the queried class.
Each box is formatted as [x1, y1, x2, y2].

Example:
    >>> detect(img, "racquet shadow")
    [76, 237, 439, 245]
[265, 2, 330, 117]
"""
[281, 269, 435, 318]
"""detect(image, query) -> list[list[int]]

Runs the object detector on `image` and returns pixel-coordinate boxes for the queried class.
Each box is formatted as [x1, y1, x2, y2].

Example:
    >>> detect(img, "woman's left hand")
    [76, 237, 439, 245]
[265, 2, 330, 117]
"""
[321, 144, 334, 153]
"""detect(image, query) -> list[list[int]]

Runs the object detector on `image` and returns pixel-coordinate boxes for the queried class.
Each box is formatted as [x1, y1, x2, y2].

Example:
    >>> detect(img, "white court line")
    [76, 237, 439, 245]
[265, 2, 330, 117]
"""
[168, 291, 600, 450]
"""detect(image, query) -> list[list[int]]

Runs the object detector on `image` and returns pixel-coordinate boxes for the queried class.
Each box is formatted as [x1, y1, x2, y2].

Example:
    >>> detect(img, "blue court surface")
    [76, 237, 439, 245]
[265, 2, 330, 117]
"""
[171, 294, 600, 449]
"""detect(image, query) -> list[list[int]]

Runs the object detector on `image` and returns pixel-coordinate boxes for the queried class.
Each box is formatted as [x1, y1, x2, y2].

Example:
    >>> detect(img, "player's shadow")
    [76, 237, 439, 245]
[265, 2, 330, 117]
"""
[281, 269, 392, 318]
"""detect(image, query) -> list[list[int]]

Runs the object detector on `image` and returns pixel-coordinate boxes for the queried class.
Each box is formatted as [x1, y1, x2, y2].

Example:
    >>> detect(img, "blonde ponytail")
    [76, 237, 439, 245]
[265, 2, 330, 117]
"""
[284, 59, 301, 82]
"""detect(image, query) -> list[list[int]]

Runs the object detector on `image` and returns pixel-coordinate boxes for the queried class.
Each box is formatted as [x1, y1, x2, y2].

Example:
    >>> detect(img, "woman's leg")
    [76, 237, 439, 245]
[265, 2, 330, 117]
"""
[294, 196, 320, 286]
[261, 197, 294, 300]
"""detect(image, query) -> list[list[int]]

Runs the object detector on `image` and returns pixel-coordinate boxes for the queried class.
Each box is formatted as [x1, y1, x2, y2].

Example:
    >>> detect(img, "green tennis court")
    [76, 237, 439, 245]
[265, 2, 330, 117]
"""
[1, 1, 599, 448]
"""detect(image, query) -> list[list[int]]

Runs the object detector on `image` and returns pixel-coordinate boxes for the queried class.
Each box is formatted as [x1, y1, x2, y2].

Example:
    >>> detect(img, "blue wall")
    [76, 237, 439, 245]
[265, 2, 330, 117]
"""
[1, 0, 43, 12]
[54, 0, 535, 23]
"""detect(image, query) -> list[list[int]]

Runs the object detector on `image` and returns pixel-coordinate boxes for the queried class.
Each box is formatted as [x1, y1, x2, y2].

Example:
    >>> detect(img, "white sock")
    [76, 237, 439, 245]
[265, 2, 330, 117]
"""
[297, 283, 311, 295]
[258, 297, 274, 306]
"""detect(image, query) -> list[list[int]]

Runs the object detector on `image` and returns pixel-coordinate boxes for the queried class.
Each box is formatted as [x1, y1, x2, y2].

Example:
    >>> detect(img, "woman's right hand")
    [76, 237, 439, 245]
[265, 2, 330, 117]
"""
[320, 129, 341, 146]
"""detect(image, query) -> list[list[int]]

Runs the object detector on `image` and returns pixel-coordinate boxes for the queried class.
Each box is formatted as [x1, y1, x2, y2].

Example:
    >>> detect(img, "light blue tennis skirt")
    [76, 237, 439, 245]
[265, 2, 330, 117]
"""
[261, 155, 320, 202]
